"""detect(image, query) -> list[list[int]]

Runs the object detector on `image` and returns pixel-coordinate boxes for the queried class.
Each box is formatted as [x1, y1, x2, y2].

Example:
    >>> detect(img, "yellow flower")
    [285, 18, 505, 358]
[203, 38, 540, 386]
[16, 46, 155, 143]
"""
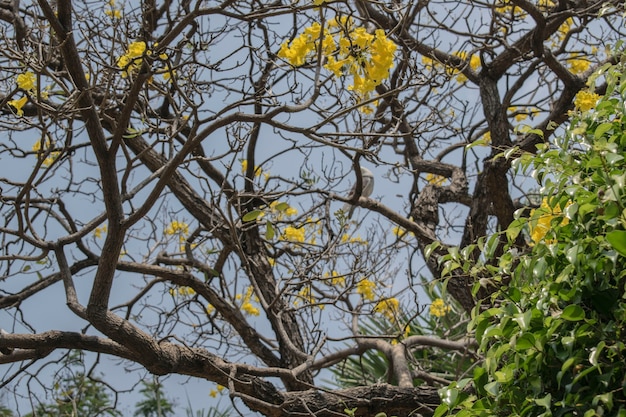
[280, 21, 396, 113]
[16, 71, 36, 92]
[117, 41, 147, 77]
[294, 286, 322, 308]
[104, 8, 121, 18]
[573, 90, 600, 112]
[161, 64, 176, 81]
[206, 304, 215, 314]
[430, 298, 451, 317]
[528, 198, 570, 245]
[469, 55, 481, 71]
[324, 271, 345, 287]
[242, 302, 260, 316]
[165, 220, 189, 236]
[9, 96, 28, 117]
[425, 173, 447, 186]
[567, 56, 590, 74]
[373, 298, 400, 320]
[209, 384, 225, 398]
[241, 159, 262, 177]
[32, 137, 60, 166]
[282, 226, 306, 242]
[127, 41, 147, 58]
[93, 225, 108, 238]
[356, 279, 376, 301]
[240, 286, 260, 316]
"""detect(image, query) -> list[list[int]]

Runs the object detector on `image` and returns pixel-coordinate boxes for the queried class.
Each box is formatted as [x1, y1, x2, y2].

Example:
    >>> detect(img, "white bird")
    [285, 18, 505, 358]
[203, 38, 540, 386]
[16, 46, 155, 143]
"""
[341, 167, 375, 217]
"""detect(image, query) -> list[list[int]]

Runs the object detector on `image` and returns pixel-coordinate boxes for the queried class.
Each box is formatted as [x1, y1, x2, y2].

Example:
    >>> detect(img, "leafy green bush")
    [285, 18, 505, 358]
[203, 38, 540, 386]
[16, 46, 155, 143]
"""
[435, 57, 626, 417]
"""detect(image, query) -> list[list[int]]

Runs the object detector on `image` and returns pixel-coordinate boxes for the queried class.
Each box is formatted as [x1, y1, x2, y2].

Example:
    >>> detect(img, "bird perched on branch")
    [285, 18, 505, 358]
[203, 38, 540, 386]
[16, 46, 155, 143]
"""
[342, 167, 374, 218]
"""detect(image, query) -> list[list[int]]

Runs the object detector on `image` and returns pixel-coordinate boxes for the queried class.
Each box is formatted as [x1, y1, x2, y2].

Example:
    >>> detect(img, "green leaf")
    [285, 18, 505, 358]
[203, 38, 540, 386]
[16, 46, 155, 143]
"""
[535, 393, 552, 409]
[513, 310, 532, 331]
[561, 304, 585, 321]
[594, 122, 614, 139]
[439, 386, 459, 407]
[589, 341, 605, 366]
[424, 241, 441, 260]
[506, 218, 525, 243]
[242, 210, 263, 222]
[514, 333, 536, 351]
[273, 202, 290, 212]
[606, 230, 626, 257]
[265, 221, 275, 240]
[483, 381, 500, 397]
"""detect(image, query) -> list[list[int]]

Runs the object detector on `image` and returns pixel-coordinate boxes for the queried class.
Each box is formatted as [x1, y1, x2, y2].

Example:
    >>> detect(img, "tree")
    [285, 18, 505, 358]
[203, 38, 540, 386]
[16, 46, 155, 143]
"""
[0, 0, 623, 416]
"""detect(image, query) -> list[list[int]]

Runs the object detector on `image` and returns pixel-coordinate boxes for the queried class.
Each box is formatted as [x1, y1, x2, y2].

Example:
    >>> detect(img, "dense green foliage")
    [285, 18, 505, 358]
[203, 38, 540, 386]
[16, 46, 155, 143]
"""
[435, 58, 626, 417]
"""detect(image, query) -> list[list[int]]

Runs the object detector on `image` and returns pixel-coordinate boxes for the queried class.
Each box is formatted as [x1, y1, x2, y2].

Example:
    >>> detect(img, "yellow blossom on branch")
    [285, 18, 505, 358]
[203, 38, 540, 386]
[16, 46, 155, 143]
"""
[373, 297, 400, 320]
[16, 71, 36, 92]
[93, 225, 108, 238]
[8, 96, 28, 117]
[574, 90, 601, 112]
[169, 286, 195, 297]
[356, 278, 376, 301]
[282, 226, 306, 242]
[430, 298, 451, 317]
[32, 138, 60, 166]
[324, 270, 345, 287]
[239, 286, 260, 316]
[117, 41, 147, 77]
[241, 159, 262, 177]
[278, 19, 396, 113]
[425, 173, 447, 186]
[165, 220, 189, 236]
[528, 198, 570, 245]
[209, 384, 225, 398]
[567, 55, 590, 74]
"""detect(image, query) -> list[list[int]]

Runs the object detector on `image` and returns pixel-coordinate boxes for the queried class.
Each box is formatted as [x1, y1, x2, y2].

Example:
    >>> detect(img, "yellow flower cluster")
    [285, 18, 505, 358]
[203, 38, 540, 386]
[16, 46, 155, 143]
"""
[323, 270, 345, 287]
[209, 384, 225, 398]
[278, 17, 397, 113]
[567, 55, 591, 74]
[9, 71, 39, 117]
[270, 201, 298, 218]
[430, 298, 451, 317]
[425, 173, 447, 186]
[373, 297, 400, 321]
[282, 225, 306, 242]
[574, 90, 601, 112]
[294, 286, 323, 309]
[550, 17, 574, 47]
[356, 278, 376, 301]
[237, 286, 260, 316]
[165, 220, 189, 237]
[104, 0, 121, 19]
[422, 51, 480, 84]
[32, 138, 60, 167]
[240, 159, 265, 178]
[340, 233, 367, 244]
[93, 225, 108, 238]
[17, 71, 36, 92]
[529, 198, 570, 245]
[117, 41, 147, 77]
[169, 286, 196, 297]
